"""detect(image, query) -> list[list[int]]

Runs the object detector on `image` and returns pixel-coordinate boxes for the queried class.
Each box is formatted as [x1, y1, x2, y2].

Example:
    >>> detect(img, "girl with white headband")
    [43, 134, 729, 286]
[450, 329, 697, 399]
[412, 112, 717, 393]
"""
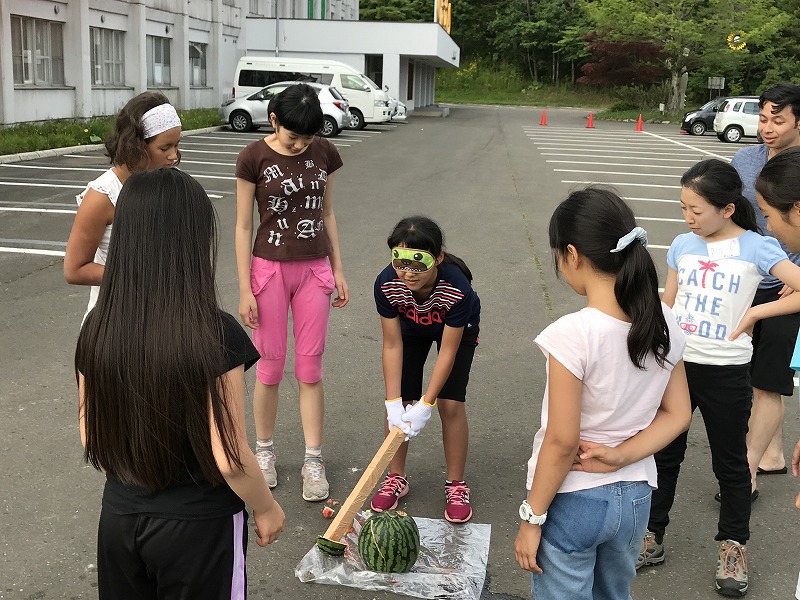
[515, 188, 691, 600]
[65, 92, 182, 320]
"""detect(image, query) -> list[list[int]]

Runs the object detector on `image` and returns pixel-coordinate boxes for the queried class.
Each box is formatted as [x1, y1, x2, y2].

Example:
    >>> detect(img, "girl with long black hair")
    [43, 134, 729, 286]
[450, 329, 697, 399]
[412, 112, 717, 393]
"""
[76, 168, 284, 599]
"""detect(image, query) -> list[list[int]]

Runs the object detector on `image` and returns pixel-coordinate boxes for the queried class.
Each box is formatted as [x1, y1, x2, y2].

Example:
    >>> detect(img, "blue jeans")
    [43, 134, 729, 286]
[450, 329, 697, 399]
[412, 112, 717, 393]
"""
[531, 481, 651, 600]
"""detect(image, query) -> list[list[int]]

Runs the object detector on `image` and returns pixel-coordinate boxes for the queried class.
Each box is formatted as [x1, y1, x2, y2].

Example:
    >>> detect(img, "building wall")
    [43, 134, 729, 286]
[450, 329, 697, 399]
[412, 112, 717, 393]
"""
[0, 0, 452, 125]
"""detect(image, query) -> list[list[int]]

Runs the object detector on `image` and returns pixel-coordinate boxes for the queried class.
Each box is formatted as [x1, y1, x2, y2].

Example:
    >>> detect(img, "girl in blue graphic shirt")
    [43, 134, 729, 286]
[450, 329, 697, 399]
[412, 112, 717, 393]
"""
[371, 215, 481, 523]
[642, 159, 800, 597]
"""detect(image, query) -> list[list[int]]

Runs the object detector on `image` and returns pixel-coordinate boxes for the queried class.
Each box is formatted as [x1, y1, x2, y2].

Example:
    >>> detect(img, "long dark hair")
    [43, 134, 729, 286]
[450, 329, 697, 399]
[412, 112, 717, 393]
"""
[756, 146, 800, 217]
[680, 159, 757, 232]
[267, 83, 324, 136]
[75, 169, 241, 490]
[387, 215, 473, 281]
[549, 188, 670, 369]
[105, 91, 182, 171]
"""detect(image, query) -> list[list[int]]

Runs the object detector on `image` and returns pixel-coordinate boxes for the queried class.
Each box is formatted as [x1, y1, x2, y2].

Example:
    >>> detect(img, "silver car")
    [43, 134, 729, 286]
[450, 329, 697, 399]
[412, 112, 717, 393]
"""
[219, 81, 350, 137]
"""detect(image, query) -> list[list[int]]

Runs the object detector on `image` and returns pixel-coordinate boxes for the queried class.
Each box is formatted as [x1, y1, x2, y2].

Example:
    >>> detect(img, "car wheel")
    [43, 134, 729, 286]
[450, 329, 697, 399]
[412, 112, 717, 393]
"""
[716, 133, 726, 141]
[320, 116, 338, 137]
[230, 111, 252, 133]
[349, 109, 366, 130]
[723, 126, 743, 143]
[690, 121, 706, 136]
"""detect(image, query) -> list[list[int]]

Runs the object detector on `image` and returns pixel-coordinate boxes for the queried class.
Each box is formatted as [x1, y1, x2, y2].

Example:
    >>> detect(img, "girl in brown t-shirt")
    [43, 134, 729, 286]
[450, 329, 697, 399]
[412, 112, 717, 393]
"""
[235, 84, 348, 503]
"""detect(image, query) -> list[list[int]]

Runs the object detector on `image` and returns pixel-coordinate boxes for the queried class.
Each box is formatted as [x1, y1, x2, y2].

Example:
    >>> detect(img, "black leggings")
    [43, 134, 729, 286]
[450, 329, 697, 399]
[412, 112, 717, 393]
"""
[648, 362, 752, 543]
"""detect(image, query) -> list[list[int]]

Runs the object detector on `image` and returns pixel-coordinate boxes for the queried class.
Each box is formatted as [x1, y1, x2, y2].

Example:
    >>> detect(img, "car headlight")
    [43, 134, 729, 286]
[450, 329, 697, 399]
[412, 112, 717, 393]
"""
[375, 100, 388, 107]
[684, 112, 697, 120]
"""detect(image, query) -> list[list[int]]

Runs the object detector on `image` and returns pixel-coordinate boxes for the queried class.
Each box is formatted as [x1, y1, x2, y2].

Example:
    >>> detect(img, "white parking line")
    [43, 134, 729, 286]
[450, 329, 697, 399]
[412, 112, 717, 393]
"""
[541, 153, 699, 163]
[625, 196, 679, 204]
[547, 160, 689, 169]
[0, 247, 65, 256]
[0, 181, 85, 189]
[538, 147, 710, 156]
[0, 207, 77, 214]
[1, 164, 105, 173]
[642, 131, 731, 161]
[562, 180, 681, 189]
[635, 216, 685, 223]
[554, 169, 679, 178]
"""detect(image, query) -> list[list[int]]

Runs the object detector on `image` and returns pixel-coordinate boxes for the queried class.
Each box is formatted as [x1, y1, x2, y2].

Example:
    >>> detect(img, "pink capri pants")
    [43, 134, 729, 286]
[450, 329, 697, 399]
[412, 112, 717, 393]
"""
[250, 256, 335, 385]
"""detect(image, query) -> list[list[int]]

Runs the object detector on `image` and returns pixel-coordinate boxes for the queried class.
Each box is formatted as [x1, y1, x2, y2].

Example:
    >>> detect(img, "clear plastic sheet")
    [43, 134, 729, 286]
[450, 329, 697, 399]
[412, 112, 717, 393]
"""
[295, 511, 491, 599]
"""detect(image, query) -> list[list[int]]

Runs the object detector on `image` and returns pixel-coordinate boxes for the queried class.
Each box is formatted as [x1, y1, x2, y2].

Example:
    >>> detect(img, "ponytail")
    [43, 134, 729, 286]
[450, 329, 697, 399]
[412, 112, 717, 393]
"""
[681, 159, 757, 232]
[442, 252, 473, 282]
[549, 188, 670, 368]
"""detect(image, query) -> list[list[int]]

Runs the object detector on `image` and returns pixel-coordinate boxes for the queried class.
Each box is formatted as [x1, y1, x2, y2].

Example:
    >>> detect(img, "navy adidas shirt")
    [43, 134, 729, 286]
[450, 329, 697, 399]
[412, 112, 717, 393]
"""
[374, 262, 481, 338]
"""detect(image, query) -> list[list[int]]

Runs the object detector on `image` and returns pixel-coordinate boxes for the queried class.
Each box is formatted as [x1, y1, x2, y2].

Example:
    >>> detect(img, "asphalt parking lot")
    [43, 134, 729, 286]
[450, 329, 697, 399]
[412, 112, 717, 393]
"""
[1, 107, 797, 600]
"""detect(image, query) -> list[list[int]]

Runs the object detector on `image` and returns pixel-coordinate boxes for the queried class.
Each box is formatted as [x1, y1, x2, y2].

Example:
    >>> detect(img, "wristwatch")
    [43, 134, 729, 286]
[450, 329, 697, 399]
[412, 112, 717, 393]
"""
[519, 500, 547, 525]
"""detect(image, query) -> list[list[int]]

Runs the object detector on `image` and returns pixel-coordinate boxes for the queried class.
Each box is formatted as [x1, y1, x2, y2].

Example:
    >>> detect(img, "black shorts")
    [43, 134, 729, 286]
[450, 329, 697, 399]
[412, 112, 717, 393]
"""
[97, 508, 248, 600]
[750, 286, 800, 396]
[400, 328, 478, 403]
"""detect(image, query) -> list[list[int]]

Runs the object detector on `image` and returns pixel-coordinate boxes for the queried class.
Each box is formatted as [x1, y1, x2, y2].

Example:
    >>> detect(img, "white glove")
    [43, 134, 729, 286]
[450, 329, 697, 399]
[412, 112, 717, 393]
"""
[385, 398, 411, 437]
[401, 396, 436, 439]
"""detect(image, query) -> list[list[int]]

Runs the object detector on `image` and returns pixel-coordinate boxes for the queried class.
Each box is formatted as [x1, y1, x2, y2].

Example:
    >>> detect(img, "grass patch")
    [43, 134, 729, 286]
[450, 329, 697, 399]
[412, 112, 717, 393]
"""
[435, 60, 615, 108]
[0, 107, 220, 156]
[595, 109, 681, 123]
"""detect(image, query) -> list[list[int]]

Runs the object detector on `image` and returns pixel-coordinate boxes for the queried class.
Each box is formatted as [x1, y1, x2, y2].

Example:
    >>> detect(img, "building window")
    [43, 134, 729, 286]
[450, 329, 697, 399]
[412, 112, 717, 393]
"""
[189, 43, 207, 86]
[10, 15, 65, 85]
[147, 35, 171, 86]
[90, 28, 124, 86]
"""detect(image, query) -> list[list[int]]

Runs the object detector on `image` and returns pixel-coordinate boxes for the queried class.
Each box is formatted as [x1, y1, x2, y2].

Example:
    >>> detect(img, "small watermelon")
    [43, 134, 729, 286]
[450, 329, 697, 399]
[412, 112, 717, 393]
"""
[316, 535, 346, 556]
[358, 510, 420, 573]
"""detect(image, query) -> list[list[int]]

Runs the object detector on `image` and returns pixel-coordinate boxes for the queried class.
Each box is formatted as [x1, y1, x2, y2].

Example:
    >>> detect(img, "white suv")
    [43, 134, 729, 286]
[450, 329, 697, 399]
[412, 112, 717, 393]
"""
[713, 96, 760, 142]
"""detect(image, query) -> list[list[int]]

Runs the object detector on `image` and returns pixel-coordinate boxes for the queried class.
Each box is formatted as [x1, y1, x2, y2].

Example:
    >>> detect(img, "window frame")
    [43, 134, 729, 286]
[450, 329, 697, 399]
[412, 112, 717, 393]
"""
[90, 27, 125, 87]
[189, 42, 207, 87]
[11, 15, 65, 86]
[146, 35, 172, 87]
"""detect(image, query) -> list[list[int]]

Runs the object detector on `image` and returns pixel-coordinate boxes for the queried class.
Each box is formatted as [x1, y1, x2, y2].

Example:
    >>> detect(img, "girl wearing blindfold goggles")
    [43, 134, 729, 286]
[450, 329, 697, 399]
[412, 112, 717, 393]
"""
[372, 215, 481, 523]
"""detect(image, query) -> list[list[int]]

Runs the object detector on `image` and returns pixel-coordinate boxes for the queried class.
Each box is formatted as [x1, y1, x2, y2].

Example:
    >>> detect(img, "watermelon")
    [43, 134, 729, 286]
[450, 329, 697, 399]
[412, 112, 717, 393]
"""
[316, 535, 346, 556]
[358, 510, 420, 573]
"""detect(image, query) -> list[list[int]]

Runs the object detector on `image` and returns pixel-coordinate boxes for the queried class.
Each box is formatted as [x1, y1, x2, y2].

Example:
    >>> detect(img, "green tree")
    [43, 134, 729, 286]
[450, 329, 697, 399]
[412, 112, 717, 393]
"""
[359, 0, 431, 22]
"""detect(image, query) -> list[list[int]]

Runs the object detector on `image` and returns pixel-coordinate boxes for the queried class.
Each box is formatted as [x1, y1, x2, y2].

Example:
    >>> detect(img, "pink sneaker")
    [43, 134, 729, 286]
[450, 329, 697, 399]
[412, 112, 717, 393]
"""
[370, 473, 409, 512]
[444, 481, 472, 523]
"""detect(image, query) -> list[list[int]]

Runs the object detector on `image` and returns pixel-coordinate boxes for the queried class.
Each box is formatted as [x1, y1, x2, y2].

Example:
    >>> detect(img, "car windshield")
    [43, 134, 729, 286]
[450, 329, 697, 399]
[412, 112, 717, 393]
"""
[362, 75, 380, 90]
[700, 99, 723, 111]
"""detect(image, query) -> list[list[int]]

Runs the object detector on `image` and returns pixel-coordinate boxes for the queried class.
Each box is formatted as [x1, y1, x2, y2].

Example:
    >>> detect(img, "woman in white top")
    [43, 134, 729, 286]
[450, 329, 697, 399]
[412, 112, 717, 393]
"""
[514, 188, 691, 600]
[64, 92, 182, 319]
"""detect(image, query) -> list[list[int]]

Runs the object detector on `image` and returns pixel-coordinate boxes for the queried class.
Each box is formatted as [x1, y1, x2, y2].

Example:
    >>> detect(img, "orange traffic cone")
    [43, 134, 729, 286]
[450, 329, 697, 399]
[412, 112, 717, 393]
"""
[635, 114, 643, 132]
[540, 110, 547, 126]
[586, 112, 595, 128]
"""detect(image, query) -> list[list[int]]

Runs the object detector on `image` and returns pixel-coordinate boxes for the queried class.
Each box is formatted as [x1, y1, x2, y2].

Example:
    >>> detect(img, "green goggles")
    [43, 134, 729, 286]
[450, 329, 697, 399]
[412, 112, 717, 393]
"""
[391, 247, 436, 272]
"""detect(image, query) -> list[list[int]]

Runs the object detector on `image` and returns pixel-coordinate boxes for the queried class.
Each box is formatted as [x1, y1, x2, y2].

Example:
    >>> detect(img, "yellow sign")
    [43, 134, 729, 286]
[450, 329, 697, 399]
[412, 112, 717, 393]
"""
[436, 0, 451, 34]
[727, 31, 746, 51]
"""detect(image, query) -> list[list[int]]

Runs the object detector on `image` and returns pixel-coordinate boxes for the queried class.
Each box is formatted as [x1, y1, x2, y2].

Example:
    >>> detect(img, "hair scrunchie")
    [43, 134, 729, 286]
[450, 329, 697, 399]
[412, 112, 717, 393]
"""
[610, 226, 648, 253]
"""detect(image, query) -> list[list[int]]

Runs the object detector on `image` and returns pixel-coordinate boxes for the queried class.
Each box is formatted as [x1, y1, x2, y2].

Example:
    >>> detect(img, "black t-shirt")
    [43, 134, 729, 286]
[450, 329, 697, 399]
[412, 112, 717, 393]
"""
[99, 312, 260, 519]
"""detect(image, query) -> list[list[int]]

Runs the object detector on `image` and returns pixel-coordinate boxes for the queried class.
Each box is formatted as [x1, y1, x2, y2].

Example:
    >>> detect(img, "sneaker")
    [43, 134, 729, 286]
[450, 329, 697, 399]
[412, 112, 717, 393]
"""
[715, 540, 749, 597]
[301, 458, 329, 502]
[636, 531, 665, 570]
[370, 473, 409, 512]
[256, 449, 277, 489]
[444, 481, 472, 523]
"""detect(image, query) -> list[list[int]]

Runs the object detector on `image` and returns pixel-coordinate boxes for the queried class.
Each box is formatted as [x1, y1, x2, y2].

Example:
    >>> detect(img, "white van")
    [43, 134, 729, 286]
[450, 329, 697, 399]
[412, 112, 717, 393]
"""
[233, 56, 391, 129]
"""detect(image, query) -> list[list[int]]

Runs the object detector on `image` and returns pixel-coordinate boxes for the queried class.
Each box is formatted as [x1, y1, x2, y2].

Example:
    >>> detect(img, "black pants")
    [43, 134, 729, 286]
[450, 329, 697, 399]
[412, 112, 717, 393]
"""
[97, 508, 248, 600]
[648, 362, 752, 544]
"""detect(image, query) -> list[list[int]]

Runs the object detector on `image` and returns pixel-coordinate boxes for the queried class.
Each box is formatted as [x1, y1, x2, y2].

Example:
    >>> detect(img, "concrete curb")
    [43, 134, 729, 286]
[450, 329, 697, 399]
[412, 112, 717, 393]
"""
[0, 125, 226, 165]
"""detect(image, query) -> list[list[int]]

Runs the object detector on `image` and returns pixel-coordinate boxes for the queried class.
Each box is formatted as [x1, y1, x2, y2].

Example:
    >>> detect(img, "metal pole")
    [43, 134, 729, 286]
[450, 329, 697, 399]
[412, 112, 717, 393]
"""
[275, 0, 280, 56]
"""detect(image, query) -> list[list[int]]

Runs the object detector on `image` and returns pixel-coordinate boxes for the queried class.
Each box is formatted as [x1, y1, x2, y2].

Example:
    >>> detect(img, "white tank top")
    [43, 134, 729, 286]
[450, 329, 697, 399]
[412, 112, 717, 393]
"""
[75, 168, 123, 319]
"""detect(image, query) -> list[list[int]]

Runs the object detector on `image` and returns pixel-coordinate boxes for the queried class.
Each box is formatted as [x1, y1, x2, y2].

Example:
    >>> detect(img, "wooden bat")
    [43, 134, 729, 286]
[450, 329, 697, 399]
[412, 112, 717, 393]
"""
[316, 426, 407, 555]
